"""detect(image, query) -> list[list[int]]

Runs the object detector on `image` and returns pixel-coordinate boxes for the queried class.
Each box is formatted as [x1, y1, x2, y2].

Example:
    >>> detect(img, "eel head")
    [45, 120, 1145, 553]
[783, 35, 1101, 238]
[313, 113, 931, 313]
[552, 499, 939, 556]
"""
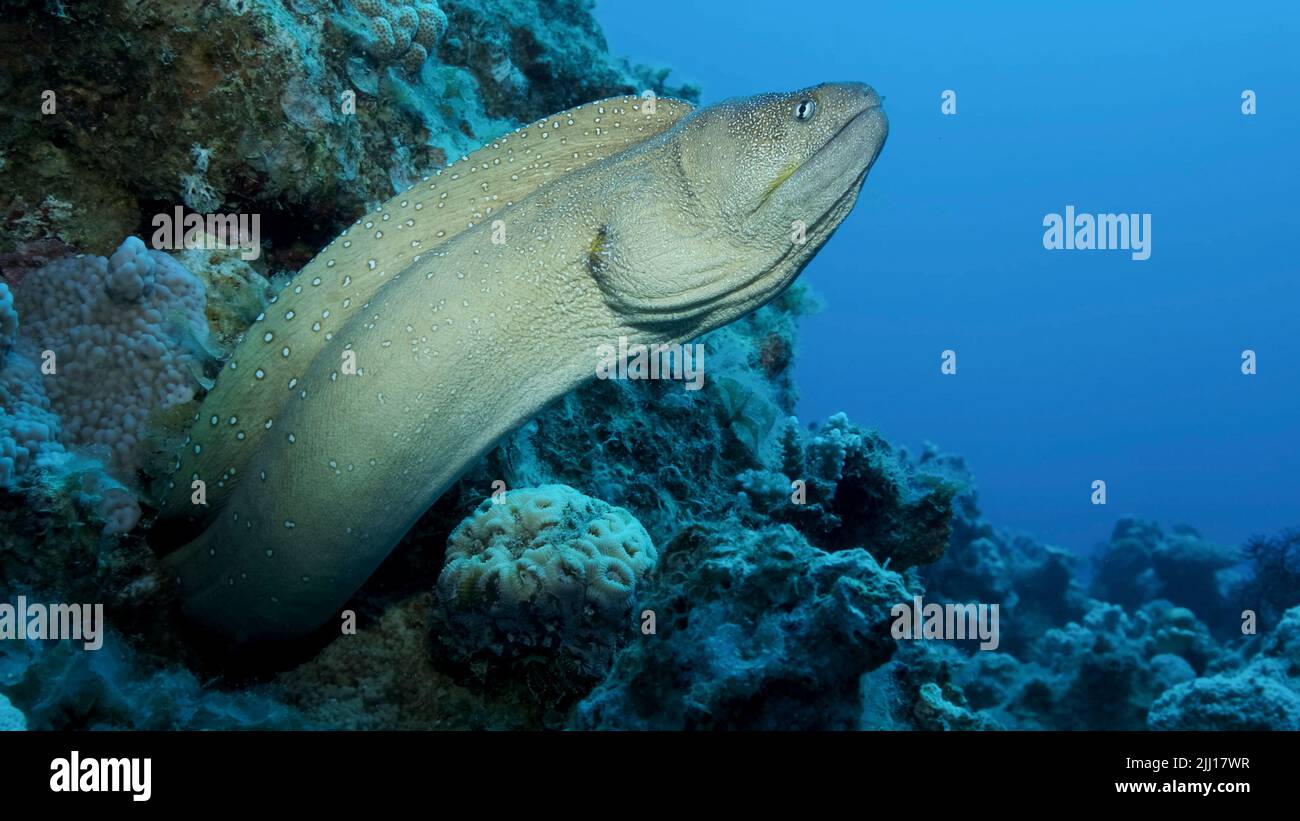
[593, 81, 888, 335]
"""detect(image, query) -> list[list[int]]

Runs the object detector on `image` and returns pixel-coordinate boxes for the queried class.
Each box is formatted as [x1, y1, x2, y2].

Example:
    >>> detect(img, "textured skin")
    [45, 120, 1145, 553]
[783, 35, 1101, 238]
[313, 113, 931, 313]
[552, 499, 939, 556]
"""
[155, 95, 695, 525]
[159, 82, 888, 640]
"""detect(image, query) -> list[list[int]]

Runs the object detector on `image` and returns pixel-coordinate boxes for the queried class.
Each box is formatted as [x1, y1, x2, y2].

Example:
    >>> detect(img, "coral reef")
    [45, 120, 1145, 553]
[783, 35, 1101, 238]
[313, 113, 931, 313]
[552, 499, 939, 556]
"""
[0, 692, 24, 731]
[173, 245, 274, 353]
[1092, 519, 1239, 634]
[276, 607, 523, 729]
[839, 465, 1300, 732]
[438, 0, 698, 122]
[0, 0, 1292, 735]
[0, 632, 300, 730]
[912, 681, 1001, 731]
[1147, 671, 1300, 730]
[0, 235, 267, 565]
[921, 455, 1086, 656]
[1234, 529, 1300, 627]
[1147, 605, 1300, 730]
[0, 0, 698, 266]
[912, 506, 1297, 731]
[856, 637, 1006, 730]
[275, 593, 533, 730]
[737, 413, 962, 569]
[574, 522, 910, 730]
[0, 239, 270, 662]
[1009, 601, 1216, 729]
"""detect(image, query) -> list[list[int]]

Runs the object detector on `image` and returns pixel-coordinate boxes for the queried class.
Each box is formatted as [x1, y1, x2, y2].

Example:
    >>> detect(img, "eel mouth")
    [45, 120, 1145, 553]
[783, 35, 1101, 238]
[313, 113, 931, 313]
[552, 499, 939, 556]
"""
[826, 100, 886, 159]
[761, 98, 887, 210]
[802, 101, 888, 184]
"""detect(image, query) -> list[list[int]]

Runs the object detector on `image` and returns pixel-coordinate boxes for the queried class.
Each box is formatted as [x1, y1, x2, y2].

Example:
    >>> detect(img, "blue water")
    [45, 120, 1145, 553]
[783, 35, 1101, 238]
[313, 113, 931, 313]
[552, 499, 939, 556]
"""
[598, 0, 1300, 554]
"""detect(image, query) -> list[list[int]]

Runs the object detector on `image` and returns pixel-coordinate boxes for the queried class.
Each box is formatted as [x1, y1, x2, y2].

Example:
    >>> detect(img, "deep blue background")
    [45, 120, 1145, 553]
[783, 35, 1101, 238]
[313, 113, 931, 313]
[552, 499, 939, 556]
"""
[597, 0, 1299, 554]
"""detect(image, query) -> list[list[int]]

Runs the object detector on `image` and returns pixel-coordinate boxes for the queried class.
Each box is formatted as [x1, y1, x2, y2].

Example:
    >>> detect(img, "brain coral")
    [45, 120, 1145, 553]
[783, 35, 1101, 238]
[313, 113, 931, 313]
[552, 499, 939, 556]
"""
[11, 237, 209, 474]
[431, 484, 657, 675]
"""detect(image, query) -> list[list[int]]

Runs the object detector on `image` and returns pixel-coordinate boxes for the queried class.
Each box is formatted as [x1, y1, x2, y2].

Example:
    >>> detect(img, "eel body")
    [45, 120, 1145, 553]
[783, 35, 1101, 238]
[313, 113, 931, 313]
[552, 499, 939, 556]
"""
[155, 83, 888, 640]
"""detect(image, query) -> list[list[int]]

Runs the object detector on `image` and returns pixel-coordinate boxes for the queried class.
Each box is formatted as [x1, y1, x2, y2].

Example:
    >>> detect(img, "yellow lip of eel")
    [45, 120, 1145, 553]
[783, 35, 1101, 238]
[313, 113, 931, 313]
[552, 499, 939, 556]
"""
[153, 82, 888, 641]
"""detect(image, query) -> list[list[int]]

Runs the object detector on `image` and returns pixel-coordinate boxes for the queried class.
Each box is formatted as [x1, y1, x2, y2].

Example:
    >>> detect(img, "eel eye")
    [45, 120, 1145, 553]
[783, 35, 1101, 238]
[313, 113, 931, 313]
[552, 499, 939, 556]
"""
[794, 98, 816, 121]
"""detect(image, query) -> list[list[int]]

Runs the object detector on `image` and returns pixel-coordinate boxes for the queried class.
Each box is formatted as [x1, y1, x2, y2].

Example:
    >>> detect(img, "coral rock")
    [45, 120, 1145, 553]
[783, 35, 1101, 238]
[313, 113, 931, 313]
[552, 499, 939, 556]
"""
[0, 693, 25, 731]
[575, 522, 909, 730]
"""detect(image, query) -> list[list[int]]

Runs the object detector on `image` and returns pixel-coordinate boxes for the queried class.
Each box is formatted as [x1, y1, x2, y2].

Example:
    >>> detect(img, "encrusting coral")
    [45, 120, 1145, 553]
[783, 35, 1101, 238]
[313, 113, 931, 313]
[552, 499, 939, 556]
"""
[0, 632, 300, 731]
[0, 693, 25, 731]
[575, 522, 910, 730]
[1147, 605, 1300, 730]
[737, 413, 961, 569]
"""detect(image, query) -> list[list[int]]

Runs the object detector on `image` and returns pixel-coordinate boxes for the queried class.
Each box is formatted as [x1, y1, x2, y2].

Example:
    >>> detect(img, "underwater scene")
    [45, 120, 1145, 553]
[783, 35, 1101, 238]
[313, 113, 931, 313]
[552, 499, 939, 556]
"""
[0, 0, 1297, 755]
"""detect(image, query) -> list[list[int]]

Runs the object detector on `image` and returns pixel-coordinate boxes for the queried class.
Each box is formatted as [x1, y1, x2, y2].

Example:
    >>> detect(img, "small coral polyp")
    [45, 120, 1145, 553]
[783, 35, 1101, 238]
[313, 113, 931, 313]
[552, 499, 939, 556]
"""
[357, 0, 448, 76]
[433, 484, 657, 667]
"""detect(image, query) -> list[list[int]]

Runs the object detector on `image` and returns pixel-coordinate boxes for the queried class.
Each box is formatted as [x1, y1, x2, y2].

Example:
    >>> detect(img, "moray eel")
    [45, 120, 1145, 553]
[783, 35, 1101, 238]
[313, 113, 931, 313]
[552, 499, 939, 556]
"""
[155, 82, 888, 641]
